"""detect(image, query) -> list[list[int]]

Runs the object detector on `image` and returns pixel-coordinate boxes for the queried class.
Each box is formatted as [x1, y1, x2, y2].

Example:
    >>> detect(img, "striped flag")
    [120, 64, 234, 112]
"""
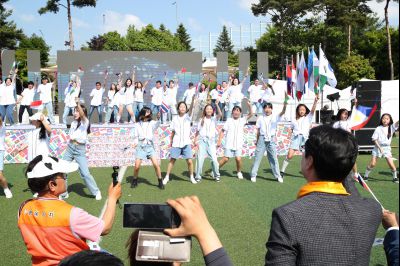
[354, 173, 372, 192]
[349, 103, 378, 130]
[30, 100, 43, 110]
[160, 101, 170, 113]
[286, 64, 292, 97]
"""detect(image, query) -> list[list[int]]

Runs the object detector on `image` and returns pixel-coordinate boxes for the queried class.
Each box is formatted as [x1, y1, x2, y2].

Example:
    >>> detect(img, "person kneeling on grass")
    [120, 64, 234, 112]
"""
[18, 155, 121, 266]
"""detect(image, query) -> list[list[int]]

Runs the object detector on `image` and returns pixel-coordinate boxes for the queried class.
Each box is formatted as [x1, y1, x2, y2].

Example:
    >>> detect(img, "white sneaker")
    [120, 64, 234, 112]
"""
[4, 188, 12, 199]
[95, 191, 102, 201]
[215, 176, 220, 182]
[251, 177, 256, 183]
[237, 172, 244, 179]
[163, 176, 170, 185]
[33, 193, 39, 198]
[277, 176, 284, 183]
[190, 176, 197, 184]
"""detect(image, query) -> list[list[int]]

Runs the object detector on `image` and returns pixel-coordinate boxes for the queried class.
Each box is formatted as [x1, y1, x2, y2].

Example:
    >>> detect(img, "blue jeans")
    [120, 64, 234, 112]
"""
[196, 138, 220, 180]
[251, 102, 263, 115]
[133, 101, 143, 118]
[250, 138, 281, 179]
[113, 105, 119, 122]
[0, 104, 15, 125]
[41, 102, 55, 124]
[89, 105, 103, 123]
[226, 101, 241, 119]
[62, 106, 74, 124]
[104, 106, 114, 123]
[63, 142, 100, 196]
[151, 104, 163, 123]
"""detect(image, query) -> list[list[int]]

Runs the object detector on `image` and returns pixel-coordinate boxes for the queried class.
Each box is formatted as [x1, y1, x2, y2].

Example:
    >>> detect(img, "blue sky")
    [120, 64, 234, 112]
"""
[5, 0, 399, 56]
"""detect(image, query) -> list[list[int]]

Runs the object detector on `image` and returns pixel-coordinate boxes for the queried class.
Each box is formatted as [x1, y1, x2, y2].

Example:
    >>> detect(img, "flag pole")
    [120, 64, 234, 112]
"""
[356, 174, 385, 210]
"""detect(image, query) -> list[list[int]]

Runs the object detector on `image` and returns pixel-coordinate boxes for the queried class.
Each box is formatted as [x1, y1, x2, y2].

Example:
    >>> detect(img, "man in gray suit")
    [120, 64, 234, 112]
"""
[265, 125, 382, 265]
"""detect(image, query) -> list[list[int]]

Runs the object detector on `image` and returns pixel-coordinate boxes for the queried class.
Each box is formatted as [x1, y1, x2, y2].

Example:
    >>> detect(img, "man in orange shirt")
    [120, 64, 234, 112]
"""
[18, 155, 121, 266]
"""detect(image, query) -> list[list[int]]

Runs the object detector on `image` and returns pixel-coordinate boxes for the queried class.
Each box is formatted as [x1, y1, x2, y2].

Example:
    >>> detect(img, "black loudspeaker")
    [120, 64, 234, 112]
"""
[356, 81, 381, 127]
[354, 129, 375, 148]
[316, 110, 334, 124]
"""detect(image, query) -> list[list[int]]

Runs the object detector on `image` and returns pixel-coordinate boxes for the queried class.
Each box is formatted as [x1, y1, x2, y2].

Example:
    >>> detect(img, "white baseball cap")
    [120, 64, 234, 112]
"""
[27, 156, 79, 179]
[29, 112, 46, 121]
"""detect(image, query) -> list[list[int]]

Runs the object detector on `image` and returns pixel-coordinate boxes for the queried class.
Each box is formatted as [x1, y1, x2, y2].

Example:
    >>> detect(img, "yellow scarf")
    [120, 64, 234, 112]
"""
[297, 181, 350, 199]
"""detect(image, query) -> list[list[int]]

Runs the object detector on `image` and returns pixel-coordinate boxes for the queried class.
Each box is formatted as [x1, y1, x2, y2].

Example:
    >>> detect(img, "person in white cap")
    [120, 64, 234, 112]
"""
[18, 155, 122, 266]
[0, 117, 12, 198]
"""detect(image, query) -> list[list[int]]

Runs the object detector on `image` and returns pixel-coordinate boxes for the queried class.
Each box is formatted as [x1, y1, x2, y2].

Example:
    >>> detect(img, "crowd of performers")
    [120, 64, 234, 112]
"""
[0, 67, 398, 199]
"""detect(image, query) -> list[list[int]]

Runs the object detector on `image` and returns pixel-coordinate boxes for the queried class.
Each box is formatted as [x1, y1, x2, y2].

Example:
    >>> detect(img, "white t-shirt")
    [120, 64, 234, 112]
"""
[151, 87, 164, 106]
[333, 120, 351, 132]
[37, 83, 53, 103]
[0, 83, 16, 105]
[64, 86, 80, 108]
[0, 126, 5, 151]
[124, 86, 135, 105]
[69, 118, 90, 144]
[134, 88, 145, 103]
[90, 88, 105, 106]
[198, 117, 217, 140]
[198, 91, 208, 102]
[372, 125, 398, 146]
[28, 128, 50, 162]
[112, 90, 125, 106]
[107, 90, 116, 107]
[248, 85, 263, 103]
[292, 113, 314, 138]
[165, 86, 178, 105]
[134, 120, 160, 144]
[256, 114, 283, 141]
[261, 88, 273, 102]
[170, 114, 192, 148]
[228, 84, 243, 103]
[210, 89, 224, 101]
[223, 117, 247, 150]
[183, 88, 196, 105]
[20, 88, 35, 105]
[221, 90, 229, 104]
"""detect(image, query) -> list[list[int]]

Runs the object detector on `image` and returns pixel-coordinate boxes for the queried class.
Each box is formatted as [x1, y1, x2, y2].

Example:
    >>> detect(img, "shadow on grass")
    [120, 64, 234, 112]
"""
[125, 175, 158, 188]
[68, 183, 93, 199]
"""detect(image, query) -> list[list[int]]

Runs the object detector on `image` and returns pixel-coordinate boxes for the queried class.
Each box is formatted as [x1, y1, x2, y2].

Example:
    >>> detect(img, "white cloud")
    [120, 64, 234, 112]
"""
[187, 17, 203, 32]
[73, 17, 90, 28]
[103, 10, 146, 35]
[219, 18, 238, 29]
[238, 0, 258, 10]
[19, 14, 35, 22]
[367, 0, 399, 26]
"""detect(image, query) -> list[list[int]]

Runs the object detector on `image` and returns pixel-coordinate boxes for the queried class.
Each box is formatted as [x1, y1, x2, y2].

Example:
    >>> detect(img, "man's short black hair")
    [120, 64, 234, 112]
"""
[59, 250, 123, 266]
[28, 81, 34, 86]
[304, 125, 358, 182]
[263, 102, 273, 109]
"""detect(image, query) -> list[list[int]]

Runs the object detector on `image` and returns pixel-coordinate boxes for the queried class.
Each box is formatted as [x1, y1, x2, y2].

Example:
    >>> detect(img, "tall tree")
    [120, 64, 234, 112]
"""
[377, 0, 398, 80]
[86, 34, 106, 50]
[38, 0, 96, 50]
[0, 0, 24, 49]
[159, 24, 167, 32]
[213, 25, 234, 56]
[175, 23, 193, 51]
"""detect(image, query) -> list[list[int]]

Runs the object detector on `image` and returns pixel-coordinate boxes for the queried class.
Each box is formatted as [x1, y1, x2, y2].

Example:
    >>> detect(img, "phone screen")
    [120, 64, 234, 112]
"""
[123, 203, 181, 229]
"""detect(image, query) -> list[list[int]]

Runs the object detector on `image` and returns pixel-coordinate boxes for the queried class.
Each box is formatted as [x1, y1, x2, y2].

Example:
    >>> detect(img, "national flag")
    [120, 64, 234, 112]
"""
[181, 67, 187, 73]
[30, 100, 43, 110]
[307, 48, 317, 91]
[292, 56, 297, 95]
[160, 101, 170, 113]
[296, 51, 308, 101]
[286, 64, 292, 97]
[349, 103, 378, 130]
[319, 46, 337, 91]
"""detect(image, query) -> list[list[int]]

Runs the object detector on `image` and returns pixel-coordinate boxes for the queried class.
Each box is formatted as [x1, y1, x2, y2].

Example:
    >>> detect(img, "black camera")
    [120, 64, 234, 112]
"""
[112, 166, 119, 186]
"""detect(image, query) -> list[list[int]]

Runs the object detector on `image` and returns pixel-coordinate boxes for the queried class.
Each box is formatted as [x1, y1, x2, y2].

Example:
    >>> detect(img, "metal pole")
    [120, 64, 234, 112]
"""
[209, 32, 212, 59]
[240, 25, 242, 50]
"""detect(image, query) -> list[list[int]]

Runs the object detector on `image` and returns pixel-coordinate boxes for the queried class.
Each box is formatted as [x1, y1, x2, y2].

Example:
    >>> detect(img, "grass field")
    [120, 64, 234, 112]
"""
[0, 147, 399, 265]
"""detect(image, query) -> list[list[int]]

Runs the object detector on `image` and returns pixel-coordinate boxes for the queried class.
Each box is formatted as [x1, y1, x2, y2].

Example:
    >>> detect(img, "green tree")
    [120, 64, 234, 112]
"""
[336, 54, 375, 88]
[377, 0, 398, 80]
[85, 34, 106, 50]
[0, 0, 24, 49]
[159, 24, 167, 32]
[102, 31, 129, 51]
[213, 26, 234, 56]
[38, 0, 96, 51]
[175, 23, 193, 51]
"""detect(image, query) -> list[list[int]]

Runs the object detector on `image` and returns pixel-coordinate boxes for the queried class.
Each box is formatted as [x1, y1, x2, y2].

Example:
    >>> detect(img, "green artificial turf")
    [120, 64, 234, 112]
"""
[0, 147, 398, 265]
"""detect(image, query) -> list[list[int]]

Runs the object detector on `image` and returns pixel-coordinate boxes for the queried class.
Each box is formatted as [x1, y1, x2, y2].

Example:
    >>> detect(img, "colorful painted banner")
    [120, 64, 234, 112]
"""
[4, 122, 300, 167]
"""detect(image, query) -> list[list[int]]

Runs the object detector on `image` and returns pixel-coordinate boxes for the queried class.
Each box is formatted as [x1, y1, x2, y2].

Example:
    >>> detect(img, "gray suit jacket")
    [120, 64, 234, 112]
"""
[265, 192, 382, 266]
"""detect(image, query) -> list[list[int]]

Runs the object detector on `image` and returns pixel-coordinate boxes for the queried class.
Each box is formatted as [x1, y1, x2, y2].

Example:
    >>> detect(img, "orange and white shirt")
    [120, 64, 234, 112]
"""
[18, 198, 104, 266]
